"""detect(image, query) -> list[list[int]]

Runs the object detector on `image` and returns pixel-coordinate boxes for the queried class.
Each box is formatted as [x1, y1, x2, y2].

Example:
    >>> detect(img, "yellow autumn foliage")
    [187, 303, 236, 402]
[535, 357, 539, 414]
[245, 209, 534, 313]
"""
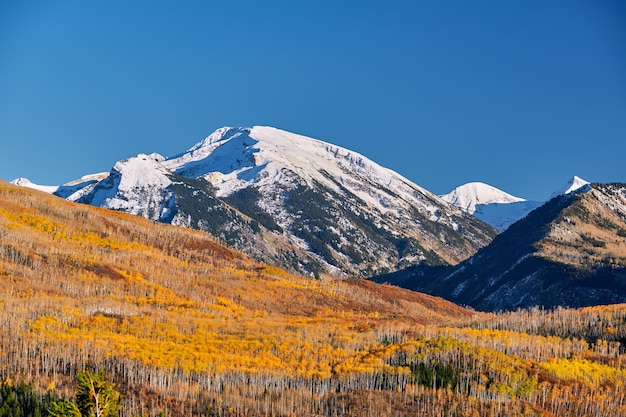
[539, 358, 626, 387]
[3, 181, 626, 417]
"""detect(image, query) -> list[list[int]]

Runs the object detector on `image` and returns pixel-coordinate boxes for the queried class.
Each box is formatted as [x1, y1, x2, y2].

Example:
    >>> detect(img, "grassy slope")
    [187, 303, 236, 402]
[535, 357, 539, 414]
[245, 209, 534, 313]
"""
[1, 180, 626, 416]
[537, 183, 626, 269]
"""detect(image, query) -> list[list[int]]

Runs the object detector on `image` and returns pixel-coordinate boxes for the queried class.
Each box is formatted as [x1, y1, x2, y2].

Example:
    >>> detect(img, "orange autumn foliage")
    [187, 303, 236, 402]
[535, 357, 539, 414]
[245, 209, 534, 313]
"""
[1, 180, 626, 417]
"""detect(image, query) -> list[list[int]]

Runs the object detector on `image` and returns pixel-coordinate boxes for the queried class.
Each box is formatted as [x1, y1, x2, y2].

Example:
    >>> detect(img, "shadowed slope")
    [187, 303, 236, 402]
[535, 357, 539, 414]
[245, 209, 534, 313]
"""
[375, 183, 626, 311]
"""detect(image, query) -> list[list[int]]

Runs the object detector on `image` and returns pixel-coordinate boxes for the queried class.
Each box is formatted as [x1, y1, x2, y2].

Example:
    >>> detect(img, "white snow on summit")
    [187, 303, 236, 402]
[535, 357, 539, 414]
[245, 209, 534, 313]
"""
[165, 126, 436, 212]
[441, 182, 541, 232]
[443, 176, 593, 232]
[10, 178, 59, 194]
[440, 182, 525, 215]
[549, 175, 590, 199]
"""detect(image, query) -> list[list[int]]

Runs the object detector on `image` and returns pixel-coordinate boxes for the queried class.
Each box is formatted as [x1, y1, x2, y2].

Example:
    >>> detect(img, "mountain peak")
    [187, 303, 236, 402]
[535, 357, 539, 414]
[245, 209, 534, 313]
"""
[165, 125, 433, 200]
[10, 177, 31, 186]
[440, 182, 525, 215]
[550, 175, 590, 199]
[43, 125, 496, 277]
[10, 177, 59, 193]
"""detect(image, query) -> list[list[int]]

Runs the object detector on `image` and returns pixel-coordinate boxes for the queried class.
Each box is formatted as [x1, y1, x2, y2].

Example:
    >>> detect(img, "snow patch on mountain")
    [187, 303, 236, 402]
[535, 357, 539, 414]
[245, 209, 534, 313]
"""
[55, 172, 110, 198]
[10, 173, 110, 199]
[64, 172, 110, 186]
[472, 200, 543, 232]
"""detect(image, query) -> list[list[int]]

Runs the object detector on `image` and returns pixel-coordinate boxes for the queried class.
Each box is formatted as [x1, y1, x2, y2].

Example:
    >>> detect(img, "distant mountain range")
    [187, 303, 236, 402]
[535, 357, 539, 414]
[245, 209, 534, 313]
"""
[13, 125, 625, 311]
[12, 126, 495, 278]
[374, 182, 626, 310]
[439, 176, 590, 232]
[440, 182, 541, 232]
[15, 169, 585, 235]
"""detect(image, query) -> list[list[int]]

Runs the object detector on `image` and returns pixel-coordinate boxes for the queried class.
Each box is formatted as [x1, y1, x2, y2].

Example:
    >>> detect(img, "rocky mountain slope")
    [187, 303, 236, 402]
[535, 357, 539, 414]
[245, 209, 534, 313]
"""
[374, 183, 626, 311]
[14, 126, 496, 278]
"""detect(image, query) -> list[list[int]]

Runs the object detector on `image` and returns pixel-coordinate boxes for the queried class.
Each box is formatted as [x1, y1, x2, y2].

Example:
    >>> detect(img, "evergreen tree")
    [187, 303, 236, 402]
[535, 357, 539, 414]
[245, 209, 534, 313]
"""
[75, 371, 119, 417]
[47, 401, 80, 417]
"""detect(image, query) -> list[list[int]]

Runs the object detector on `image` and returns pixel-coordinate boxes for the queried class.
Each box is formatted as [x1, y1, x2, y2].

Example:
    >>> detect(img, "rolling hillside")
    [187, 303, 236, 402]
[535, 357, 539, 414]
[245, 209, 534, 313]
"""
[1, 180, 626, 416]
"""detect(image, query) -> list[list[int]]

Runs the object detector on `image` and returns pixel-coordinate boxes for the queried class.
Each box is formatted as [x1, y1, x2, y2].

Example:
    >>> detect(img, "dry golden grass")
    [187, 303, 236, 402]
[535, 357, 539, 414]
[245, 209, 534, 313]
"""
[537, 187, 626, 268]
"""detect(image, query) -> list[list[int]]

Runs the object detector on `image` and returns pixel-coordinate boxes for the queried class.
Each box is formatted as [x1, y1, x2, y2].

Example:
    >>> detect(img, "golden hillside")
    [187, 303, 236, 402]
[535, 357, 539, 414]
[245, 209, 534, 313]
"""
[538, 183, 626, 269]
[1, 180, 626, 416]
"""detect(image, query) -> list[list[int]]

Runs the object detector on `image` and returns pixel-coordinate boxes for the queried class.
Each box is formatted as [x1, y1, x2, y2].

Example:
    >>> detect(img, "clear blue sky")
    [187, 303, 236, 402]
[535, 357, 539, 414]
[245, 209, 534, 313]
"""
[1, 1, 625, 201]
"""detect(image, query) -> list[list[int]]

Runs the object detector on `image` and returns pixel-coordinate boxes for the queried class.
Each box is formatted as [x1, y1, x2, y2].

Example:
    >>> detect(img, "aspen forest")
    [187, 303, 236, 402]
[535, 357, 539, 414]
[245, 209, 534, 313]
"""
[1, 180, 626, 416]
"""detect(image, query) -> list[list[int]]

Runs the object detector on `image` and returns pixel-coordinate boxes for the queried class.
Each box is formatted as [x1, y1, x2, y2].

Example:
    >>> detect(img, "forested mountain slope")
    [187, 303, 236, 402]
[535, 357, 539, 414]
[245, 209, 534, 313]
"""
[2, 180, 626, 416]
[375, 183, 626, 311]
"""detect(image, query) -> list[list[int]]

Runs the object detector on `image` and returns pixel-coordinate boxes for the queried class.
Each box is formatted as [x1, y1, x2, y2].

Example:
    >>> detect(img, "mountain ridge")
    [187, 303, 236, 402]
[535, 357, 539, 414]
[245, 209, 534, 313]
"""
[12, 126, 496, 278]
[374, 182, 626, 311]
[440, 176, 590, 231]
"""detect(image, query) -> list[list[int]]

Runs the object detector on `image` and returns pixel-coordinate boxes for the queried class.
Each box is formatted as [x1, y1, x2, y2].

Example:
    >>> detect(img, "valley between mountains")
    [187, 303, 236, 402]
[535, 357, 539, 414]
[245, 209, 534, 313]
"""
[4, 126, 626, 416]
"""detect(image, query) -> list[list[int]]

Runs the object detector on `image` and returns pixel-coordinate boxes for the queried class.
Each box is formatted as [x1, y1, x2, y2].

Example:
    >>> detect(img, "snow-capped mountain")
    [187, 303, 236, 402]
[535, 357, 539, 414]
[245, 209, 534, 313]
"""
[441, 182, 541, 232]
[375, 182, 626, 311]
[441, 177, 590, 232]
[549, 175, 590, 199]
[10, 177, 60, 194]
[440, 182, 525, 214]
[11, 173, 109, 198]
[71, 154, 178, 218]
[17, 126, 496, 278]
